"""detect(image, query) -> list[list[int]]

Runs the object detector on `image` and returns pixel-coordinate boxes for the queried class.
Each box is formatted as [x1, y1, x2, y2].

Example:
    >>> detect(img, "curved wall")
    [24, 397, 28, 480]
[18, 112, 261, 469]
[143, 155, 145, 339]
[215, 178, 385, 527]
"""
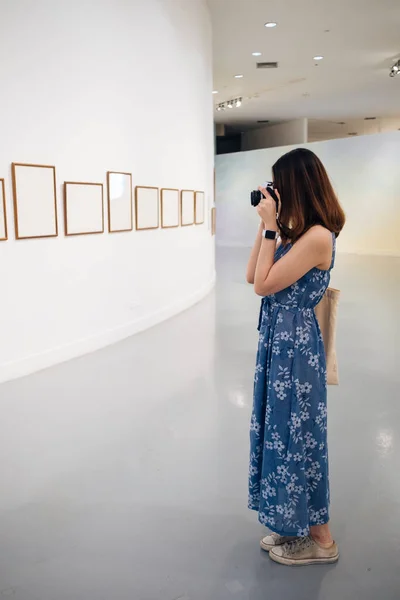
[0, 0, 215, 382]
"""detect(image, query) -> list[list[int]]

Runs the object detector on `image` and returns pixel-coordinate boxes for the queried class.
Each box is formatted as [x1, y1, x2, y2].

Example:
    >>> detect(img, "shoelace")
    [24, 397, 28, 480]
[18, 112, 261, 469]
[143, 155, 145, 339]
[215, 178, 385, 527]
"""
[283, 536, 314, 556]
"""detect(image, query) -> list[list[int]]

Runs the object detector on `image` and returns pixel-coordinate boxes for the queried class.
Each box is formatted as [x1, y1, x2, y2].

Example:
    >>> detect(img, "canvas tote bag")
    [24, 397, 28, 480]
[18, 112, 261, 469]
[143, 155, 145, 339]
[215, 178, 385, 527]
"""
[315, 288, 340, 385]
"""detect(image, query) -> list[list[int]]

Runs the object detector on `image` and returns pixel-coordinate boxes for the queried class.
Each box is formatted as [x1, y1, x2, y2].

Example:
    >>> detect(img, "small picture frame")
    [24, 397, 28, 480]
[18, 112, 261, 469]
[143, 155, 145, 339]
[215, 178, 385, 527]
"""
[161, 188, 179, 228]
[107, 171, 133, 233]
[0, 178, 8, 241]
[135, 186, 159, 230]
[195, 191, 205, 225]
[181, 190, 195, 226]
[12, 163, 58, 240]
[64, 182, 104, 236]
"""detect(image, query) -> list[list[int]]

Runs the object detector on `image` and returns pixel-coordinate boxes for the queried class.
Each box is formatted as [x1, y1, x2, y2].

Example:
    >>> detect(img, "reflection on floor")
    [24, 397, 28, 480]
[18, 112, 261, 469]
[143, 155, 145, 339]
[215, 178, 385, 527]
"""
[0, 248, 399, 600]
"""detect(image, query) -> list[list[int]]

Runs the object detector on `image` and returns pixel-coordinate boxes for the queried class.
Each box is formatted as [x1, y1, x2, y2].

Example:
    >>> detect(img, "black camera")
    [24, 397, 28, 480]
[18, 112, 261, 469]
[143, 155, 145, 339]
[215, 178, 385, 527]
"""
[250, 182, 279, 212]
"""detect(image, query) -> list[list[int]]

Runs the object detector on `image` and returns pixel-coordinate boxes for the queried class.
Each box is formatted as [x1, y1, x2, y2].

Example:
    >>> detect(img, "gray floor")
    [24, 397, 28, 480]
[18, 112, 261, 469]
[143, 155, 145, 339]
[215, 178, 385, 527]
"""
[0, 249, 399, 600]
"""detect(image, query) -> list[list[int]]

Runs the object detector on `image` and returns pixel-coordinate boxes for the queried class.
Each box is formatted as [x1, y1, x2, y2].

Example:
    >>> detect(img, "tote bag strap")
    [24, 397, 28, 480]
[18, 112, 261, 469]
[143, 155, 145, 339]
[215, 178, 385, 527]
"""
[330, 233, 336, 270]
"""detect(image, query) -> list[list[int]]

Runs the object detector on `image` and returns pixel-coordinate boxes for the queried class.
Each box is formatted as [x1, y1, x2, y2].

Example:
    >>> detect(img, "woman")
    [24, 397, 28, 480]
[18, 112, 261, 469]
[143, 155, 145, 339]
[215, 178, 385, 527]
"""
[246, 148, 345, 567]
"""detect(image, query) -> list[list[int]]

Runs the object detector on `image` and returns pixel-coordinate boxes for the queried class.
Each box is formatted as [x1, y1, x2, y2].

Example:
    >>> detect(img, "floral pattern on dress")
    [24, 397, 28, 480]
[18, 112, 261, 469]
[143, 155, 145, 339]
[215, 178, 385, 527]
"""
[248, 235, 336, 537]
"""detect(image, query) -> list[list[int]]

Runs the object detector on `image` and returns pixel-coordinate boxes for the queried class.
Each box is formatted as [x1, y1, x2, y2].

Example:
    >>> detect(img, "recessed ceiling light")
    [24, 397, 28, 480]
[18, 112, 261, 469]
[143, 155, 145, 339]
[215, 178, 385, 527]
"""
[265, 22, 277, 28]
[212, 90, 218, 94]
[234, 74, 244, 78]
[313, 55, 324, 61]
[252, 52, 262, 56]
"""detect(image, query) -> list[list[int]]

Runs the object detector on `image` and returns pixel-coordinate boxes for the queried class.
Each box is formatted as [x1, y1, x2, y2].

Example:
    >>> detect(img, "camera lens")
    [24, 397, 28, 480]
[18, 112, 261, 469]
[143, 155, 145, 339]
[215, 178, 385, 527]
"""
[250, 190, 262, 207]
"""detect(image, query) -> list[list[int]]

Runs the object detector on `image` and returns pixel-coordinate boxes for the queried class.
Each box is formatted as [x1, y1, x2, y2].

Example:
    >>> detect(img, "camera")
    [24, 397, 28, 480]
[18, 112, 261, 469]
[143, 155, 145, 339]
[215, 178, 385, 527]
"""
[250, 182, 279, 212]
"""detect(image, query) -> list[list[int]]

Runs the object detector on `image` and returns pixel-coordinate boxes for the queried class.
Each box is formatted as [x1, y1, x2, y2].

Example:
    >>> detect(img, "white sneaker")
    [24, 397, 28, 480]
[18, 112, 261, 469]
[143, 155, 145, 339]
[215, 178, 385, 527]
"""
[260, 532, 297, 552]
[269, 536, 339, 566]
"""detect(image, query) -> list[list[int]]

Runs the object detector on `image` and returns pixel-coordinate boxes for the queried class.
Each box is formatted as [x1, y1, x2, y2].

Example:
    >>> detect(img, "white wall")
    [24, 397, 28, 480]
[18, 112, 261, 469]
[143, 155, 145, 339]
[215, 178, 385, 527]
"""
[215, 130, 400, 256]
[0, 0, 215, 383]
[308, 117, 400, 143]
[242, 119, 308, 151]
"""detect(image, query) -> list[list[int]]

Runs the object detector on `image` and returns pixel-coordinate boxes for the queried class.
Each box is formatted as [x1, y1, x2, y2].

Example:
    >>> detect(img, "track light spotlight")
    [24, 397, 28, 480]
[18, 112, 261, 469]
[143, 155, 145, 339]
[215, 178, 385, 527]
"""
[389, 60, 400, 77]
[215, 97, 243, 111]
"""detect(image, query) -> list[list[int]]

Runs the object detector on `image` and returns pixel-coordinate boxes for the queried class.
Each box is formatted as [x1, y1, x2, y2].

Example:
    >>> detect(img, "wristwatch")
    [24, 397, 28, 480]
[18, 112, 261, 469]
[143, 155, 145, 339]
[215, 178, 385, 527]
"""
[263, 229, 278, 240]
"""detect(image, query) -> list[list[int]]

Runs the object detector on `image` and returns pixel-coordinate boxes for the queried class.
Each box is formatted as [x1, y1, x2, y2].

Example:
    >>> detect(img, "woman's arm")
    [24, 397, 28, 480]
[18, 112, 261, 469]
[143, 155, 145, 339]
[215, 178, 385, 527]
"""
[246, 221, 264, 284]
[254, 226, 332, 296]
[253, 189, 332, 297]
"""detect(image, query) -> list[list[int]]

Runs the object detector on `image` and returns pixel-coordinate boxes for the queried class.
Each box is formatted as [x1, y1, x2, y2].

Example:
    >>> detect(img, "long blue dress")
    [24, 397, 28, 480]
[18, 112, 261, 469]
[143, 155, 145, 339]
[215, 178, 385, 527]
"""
[248, 234, 336, 537]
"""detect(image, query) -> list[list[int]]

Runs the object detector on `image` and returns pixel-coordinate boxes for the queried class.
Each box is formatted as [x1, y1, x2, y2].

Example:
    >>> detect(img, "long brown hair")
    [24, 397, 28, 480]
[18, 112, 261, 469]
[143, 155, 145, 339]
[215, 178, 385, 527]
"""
[272, 148, 345, 244]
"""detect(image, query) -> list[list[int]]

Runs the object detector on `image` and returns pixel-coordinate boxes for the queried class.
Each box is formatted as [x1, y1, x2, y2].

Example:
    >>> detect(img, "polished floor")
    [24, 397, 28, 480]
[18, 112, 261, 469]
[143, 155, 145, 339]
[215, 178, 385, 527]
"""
[0, 249, 399, 600]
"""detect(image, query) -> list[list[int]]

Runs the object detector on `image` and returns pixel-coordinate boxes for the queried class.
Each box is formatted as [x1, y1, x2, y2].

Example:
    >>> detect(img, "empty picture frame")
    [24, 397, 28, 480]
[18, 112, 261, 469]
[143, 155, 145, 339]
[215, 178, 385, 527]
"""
[64, 182, 104, 236]
[135, 186, 159, 230]
[161, 188, 179, 228]
[181, 190, 195, 226]
[12, 163, 58, 239]
[195, 191, 205, 225]
[211, 207, 216, 236]
[0, 179, 8, 240]
[107, 171, 133, 233]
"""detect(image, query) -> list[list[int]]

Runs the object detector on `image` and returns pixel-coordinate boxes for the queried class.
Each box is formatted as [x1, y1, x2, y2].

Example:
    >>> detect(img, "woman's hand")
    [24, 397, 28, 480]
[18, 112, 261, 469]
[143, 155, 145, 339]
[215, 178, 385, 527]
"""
[256, 187, 280, 229]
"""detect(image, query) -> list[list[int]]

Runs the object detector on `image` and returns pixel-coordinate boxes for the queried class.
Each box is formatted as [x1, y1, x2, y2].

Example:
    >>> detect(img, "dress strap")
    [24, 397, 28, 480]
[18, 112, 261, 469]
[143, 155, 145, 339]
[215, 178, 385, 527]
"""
[257, 297, 266, 331]
[330, 232, 336, 270]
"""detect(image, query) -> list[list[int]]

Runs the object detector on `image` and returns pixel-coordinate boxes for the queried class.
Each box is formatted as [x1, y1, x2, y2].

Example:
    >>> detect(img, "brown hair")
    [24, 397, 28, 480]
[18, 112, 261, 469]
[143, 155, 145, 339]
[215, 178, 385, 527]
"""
[272, 148, 345, 244]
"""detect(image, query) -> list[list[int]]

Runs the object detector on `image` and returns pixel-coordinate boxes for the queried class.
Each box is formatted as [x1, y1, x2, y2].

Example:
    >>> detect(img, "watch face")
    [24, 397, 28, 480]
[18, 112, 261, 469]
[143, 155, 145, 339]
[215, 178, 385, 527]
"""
[264, 230, 277, 240]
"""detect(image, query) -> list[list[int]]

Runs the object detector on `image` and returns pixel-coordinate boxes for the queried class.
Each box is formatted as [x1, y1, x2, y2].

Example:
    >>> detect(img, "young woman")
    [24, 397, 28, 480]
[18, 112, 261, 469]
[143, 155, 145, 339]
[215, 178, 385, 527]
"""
[246, 148, 345, 567]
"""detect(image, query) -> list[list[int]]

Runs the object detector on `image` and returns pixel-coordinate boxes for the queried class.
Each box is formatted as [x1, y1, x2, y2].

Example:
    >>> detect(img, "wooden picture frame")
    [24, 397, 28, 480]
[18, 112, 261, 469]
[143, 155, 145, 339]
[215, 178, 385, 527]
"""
[107, 171, 133, 233]
[64, 182, 104, 236]
[180, 190, 195, 226]
[211, 207, 216, 236]
[135, 186, 159, 230]
[0, 179, 8, 241]
[161, 188, 179, 228]
[12, 163, 58, 240]
[195, 191, 205, 225]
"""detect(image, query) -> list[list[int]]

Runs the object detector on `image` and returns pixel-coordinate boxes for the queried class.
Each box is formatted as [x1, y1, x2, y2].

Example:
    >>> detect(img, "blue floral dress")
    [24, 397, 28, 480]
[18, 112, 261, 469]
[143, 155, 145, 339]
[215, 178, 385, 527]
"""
[248, 234, 336, 537]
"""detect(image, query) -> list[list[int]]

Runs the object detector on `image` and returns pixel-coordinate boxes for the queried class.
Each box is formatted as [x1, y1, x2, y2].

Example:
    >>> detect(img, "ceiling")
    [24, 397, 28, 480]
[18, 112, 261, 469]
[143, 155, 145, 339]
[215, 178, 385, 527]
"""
[208, 0, 400, 132]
